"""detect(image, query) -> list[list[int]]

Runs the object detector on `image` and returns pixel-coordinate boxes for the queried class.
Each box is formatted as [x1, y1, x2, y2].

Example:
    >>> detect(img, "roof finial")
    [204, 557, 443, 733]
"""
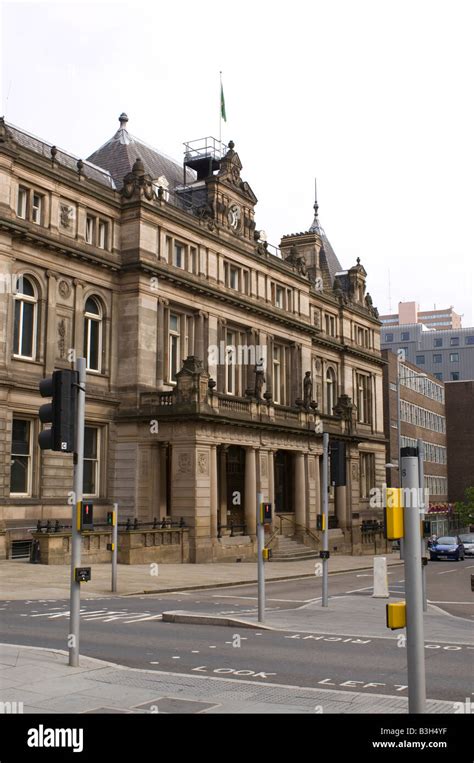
[313, 177, 319, 217]
[119, 112, 129, 128]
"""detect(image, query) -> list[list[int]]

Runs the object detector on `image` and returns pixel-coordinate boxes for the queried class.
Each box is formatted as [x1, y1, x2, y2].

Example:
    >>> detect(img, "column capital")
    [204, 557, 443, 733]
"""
[73, 278, 86, 288]
[46, 270, 60, 280]
[158, 297, 169, 307]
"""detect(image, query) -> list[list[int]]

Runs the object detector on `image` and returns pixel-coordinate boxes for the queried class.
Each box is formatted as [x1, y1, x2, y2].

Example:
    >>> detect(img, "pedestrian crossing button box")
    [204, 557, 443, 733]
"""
[319, 550, 330, 560]
[75, 567, 91, 583]
[386, 601, 406, 630]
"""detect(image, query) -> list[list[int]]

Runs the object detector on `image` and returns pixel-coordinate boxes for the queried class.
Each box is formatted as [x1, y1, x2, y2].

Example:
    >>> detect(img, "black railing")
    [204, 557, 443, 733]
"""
[35, 517, 186, 533]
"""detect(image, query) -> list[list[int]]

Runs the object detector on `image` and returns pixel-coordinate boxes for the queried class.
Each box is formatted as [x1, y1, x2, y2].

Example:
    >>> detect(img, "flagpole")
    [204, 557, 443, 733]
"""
[219, 71, 222, 147]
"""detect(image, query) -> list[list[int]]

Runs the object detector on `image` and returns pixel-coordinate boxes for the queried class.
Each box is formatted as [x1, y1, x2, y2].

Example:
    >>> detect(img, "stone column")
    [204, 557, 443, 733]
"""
[156, 298, 167, 389]
[158, 443, 168, 517]
[73, 279, 85, 357]
[335, 485, 348, 529]
[45, 271, 59, 374]
[219, 446, 228, 527]
[194, 310, 205, 361]
[268, 450, 275, 511]
[244, 446, 257, 537]
[294, 452, 306, 528]
[210, 444, 218, 539]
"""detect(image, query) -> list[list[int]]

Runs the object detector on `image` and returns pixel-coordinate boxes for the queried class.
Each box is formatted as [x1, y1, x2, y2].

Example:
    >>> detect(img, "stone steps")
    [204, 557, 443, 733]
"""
[269, 536, 319, 562]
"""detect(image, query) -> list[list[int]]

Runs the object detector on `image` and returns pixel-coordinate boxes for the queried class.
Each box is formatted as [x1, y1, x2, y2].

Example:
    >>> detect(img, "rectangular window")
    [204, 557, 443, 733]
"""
[86, 216, 95, 245]
[450, 371, 460, 381]
[97, 220, 108, 249]
[229, 266, 240, 290]
[325, 314, 336, 337]
[275, 286, 284, 308]
[415, 355, 425, 364]
[433, 354, 442, 363]
[173, 243, 184, 268]
[384, 333, 394, 342]
[449, 352, 459, 362]
[10, 419, 32, 495]
[190, 247, 197, 274]
[450, 337, 459, 346]
[168, 313, 180, 381]
[17, 187, 28, 219]
[32, 193, 42, 225]
[226, 330, 237, 395]
[359, 453, 375, 499]
[83, 426, 99, 496]
[401, 331, 410, 341]
[434, 372, 443, 380]
[356, 373, 371, 424]
[434, 338, 443, 347]
[273, 345, 284, 404]
[466, 336, 474, 345]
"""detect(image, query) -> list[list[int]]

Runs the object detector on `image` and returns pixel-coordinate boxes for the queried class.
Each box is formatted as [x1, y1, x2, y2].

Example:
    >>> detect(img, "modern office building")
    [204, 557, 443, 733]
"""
[381, 323, 474, 382]
[0, 113, 387, 562]
[380, 301, 462, 331]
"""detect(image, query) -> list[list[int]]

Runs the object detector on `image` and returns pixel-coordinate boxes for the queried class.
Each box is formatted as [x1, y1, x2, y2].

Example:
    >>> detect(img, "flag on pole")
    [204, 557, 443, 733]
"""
[220, 80, 227, 122]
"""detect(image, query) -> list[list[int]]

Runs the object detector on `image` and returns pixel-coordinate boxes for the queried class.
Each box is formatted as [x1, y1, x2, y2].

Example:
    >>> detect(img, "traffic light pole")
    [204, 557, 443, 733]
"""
[401, 446, 426, 713]
[69, 357, 86, 668]
[112, 503, 118, 593]
[417, 439, 428, 612]
[257, 491, 265, 623]
[322, 432, 329, 608]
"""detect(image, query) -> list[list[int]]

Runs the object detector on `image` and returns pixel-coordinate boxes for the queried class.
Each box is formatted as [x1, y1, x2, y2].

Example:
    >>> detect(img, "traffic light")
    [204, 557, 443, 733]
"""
[38, 370, 78, 452]
[78, 500, 93, 531]
[316, 514, 326, 531]
[260, 502, 272, 525]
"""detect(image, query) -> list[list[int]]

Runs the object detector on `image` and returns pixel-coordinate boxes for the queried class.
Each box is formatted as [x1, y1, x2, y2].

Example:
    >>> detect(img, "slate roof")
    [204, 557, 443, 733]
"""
[5, 121, 116, 190]
[309, 202, 343, 286]
[87, 114, 195, 191]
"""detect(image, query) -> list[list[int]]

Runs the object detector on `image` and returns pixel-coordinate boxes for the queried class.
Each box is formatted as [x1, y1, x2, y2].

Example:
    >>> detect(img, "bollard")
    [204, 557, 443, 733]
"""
[373, 556, 389, 598]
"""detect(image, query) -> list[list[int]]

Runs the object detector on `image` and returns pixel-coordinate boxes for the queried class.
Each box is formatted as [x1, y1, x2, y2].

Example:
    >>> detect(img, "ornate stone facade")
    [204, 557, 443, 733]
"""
[0, 115, 386, 562]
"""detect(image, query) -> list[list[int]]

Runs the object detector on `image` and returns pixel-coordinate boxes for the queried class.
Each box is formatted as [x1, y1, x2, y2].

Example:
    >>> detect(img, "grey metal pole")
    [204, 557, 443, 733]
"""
[401, 447, 426, 713]
[397, 361, 404, 561]
[112, 502, 118, 594]
[417, 440, 427, 612]
[322, 433, 329, 607]
[69, 357, 86, 668]
[256, 491, 265, 623]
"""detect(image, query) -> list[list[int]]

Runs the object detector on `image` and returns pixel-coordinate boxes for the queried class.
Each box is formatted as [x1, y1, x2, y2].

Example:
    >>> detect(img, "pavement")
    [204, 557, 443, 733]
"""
[0, 553, 403, 600]
[0, 642, 459, 714]
[163, 593, 474, 644]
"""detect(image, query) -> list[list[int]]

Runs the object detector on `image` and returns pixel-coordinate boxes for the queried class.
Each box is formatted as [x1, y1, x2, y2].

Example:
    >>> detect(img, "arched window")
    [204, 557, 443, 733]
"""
[325, 367, 336, 415]
[13, 276, 37, 359]
[84, 297, 103, 372]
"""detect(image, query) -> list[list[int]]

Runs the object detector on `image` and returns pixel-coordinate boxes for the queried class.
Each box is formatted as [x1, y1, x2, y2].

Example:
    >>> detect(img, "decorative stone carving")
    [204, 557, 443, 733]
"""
[122, 157, 155, 201]
[333, 394, 357, 435]
[303, 371, 313, 409]
[284, 245, 307, 276]
[197, 452, 209, 476]
[254, 358, 265, 400]
[58, 280, 71, 299]
[59, 203, 75, 230]
[177, 453, 192, 474]
[57, 319, 66, 359]
[352, 462, 359, 480]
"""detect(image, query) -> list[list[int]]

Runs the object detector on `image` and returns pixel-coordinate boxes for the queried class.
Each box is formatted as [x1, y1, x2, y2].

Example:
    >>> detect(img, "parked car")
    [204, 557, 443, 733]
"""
[429, 536, 465, 562]
[459, 533, 474, 557]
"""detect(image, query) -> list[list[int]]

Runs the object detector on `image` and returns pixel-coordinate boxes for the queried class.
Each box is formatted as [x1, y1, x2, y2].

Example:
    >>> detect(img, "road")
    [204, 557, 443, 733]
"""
[1, 559, 472, 705]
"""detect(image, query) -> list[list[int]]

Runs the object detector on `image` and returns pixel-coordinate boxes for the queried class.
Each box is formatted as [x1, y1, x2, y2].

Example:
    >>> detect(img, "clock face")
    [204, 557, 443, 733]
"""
[227, 204, 241, 230]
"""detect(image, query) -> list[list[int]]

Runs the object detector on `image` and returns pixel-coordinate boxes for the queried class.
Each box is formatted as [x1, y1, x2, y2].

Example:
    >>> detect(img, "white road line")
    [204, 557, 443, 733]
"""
[437, 570, 457, 575]
[428, 600, 474, 605]
[122, 615, 162, 623]
[213, 594, 307, 603]
[345, 586, 373, 594]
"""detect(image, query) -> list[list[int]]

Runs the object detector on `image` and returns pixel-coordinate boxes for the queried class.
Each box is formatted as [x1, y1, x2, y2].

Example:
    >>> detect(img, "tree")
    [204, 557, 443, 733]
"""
[454, 487, 474, 529]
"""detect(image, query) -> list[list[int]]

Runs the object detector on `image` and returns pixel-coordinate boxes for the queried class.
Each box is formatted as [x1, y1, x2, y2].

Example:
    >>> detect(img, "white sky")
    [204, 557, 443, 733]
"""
[2, 0, 473, 325]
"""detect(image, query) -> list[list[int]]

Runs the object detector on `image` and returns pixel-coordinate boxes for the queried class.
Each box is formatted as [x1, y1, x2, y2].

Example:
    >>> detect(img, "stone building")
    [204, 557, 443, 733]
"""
[0, 114, 386, 562]
[382, 349, 448, 504]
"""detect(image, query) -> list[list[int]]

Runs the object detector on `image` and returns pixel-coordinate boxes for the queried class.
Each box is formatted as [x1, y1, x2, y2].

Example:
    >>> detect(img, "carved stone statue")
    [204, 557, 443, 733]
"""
[255, 358, 266, 400]
[303, 371, 313, 409]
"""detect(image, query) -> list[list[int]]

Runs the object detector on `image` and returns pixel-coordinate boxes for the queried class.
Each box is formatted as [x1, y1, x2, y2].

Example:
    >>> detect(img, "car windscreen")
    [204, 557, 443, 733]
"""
[436, 537, 457, 545]
[459, 534, 474, 543]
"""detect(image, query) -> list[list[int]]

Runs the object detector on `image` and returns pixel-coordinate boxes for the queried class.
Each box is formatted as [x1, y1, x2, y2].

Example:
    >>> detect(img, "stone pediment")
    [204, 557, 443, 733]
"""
[216, 142, 258, 204]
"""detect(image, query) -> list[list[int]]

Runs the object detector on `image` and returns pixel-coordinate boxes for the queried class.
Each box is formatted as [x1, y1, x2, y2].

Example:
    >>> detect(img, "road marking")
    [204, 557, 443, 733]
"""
[428, 600, 474, 605]
[122, 615, 162, 623]
[437, 570, 457, 575]
[214, 594, 308, 603]
[345, 586, 373, 594]
[192, 666, 276, 679]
